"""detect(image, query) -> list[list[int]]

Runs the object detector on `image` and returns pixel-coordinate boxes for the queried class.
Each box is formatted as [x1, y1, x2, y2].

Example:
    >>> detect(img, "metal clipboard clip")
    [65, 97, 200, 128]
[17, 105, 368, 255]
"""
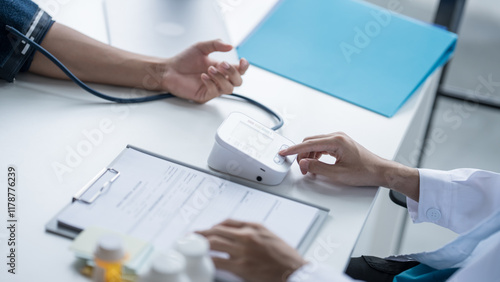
[73, 168, 120, 204]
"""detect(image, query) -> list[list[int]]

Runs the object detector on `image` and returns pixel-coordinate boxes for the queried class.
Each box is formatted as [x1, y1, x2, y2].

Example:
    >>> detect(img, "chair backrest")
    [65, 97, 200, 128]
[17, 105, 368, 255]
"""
[389, 190, 407, 208]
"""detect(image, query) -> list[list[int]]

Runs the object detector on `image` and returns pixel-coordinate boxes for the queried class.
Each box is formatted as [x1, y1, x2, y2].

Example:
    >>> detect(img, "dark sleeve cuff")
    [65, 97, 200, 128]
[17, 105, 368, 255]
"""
[0, 8, 54, 82]
[20, 11, 54, 73]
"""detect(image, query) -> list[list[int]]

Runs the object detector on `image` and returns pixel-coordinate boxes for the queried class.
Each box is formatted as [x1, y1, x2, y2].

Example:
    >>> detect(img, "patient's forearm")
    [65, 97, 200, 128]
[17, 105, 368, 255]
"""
[29, 22, 165, 90]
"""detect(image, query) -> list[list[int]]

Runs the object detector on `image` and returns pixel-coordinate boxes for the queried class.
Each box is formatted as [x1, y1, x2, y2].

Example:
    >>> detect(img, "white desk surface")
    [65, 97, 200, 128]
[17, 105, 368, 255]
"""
[0, 0, 437, 281]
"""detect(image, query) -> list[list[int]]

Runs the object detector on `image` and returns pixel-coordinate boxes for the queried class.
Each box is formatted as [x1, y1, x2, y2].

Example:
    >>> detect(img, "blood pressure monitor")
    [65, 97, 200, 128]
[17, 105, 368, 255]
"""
[208, 112, 296, 185]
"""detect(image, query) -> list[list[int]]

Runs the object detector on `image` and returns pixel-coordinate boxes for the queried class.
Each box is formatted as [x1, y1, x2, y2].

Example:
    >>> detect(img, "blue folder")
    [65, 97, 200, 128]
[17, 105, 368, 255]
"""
[237, 0, 457, 117]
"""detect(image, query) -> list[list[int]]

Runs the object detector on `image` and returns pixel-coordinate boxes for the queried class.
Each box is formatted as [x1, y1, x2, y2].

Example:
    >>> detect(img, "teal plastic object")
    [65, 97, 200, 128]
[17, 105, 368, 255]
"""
[393, 264, 459, 281]
[237, 0, 457, 117]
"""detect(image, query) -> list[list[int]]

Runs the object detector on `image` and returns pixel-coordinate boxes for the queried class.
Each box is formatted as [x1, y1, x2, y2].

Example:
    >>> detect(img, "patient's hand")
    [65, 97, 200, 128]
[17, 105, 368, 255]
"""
[162, 39, 249, 103]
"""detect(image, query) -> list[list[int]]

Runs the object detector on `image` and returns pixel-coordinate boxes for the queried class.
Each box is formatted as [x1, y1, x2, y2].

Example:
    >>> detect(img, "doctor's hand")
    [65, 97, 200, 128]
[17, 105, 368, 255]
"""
[161, 39, 249, 103]
[197, 219, 307, 282]
[279, 132, 420, 201]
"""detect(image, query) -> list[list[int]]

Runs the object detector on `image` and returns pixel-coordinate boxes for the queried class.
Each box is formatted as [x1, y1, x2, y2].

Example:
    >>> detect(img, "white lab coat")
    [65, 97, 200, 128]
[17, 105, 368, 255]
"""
[288, 168, 500, 282]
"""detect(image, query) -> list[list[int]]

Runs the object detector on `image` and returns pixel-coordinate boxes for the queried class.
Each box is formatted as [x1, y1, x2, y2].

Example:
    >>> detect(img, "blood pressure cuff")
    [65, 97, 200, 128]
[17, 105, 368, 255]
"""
[0, 0, 54, 82]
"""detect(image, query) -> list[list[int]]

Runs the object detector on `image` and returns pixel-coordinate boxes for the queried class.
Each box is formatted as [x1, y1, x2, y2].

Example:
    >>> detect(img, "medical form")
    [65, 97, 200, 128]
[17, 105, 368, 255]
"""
[55, 147, 328, 253]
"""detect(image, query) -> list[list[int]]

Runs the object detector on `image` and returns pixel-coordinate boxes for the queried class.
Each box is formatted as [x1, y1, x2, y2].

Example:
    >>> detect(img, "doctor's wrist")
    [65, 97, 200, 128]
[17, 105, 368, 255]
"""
[380, 161, 420, 202]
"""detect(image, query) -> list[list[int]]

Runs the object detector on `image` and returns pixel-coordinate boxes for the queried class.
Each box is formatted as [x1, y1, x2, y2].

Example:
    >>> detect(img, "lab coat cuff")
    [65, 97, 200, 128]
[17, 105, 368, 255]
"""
[408, 169, 453, 227]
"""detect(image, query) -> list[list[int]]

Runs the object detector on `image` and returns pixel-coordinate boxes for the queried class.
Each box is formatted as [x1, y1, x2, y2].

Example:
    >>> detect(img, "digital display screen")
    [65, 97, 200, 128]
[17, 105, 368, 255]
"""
[227, 121, 274, 160]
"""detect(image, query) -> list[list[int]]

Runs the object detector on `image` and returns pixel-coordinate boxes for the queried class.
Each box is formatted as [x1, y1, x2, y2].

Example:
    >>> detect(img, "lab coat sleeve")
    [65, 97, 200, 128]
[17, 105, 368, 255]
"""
[407, 168, 500, 233]
[447, 237, 500, 281]
[288, 263, 358, 282]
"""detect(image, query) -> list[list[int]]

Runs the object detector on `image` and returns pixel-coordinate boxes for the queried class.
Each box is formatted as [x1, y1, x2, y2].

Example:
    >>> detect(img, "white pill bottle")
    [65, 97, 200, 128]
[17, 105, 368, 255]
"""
[175, 233, 215, 282]
[141, 250, 190, 282]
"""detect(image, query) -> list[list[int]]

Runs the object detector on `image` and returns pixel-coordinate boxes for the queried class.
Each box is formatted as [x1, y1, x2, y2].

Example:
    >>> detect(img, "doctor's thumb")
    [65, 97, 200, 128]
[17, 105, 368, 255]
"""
[299, 159, 332, 176]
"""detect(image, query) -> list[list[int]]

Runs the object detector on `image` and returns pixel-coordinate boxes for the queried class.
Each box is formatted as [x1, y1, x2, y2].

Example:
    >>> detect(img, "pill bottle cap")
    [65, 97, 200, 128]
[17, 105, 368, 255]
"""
[175, 233, 209, 258]
[94, 234, 125, 262]
[149, 250, 186, 277]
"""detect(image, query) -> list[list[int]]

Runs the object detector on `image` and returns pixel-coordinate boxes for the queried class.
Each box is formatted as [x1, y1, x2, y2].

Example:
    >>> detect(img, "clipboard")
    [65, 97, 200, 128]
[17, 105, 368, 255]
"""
[46, 168, 122, 238]
[46, 145, 329, 256]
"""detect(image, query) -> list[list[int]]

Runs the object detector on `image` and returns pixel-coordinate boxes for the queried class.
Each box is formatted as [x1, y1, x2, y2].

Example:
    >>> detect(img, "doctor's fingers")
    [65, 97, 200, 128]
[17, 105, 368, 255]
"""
[302, 133, 337, 142]
[299, 132, 352, 147]
[298, 158, 336, 177]
[197, 223, 244, 243]
[282, 137, 339, 161]
[216, 61, 243, 86]
[205, 235, 242, 255]
[207, 66, 234, 94]
[294, 134, 333, 161]
[297, 150, 328, 164]
[281, 132, 352, 158]
[217, 218, 255, 229]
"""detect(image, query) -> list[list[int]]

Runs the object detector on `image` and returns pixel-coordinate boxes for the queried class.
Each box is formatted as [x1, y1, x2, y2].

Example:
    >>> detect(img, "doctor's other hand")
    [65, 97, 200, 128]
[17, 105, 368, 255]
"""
[279, 132, 420, 201]
[197, 219, 307, 282]
[160, 39, 249, 103]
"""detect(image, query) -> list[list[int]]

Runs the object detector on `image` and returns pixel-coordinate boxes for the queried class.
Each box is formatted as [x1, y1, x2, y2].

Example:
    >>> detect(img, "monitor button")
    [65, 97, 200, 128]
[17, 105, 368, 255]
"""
[274, 155, 284, 164]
